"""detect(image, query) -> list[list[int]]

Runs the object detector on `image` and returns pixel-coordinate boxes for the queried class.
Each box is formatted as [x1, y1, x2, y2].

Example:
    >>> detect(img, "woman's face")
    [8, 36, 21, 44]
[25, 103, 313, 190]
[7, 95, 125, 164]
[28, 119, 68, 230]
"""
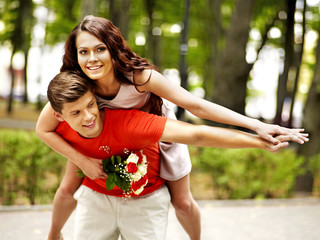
[76, 31, 114, 81]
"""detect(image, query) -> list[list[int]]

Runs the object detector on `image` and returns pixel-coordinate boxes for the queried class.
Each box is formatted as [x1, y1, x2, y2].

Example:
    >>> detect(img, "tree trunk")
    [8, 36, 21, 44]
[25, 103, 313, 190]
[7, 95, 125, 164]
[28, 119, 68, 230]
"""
[81, 0, 98, 18]
[23, 50, 29, 104]
[212, 0, 254, 116]
[110, 0, 130, 39]
[176, 0, 191, 120]
[7, 51, 15, 114]
[203, 0, 222, 101]
[7, 0, 33, 112]
[144, 0, 162, 67]
[288, 0, 306, 128]
[274, 0, 296, 125]
[295, 24, 320, 193]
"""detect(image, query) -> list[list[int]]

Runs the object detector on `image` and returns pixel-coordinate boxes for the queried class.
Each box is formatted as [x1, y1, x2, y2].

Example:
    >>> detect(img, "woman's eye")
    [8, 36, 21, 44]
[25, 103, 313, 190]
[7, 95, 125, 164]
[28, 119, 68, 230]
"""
[79, 50, 87, 55]
[97, 47, 106, 52]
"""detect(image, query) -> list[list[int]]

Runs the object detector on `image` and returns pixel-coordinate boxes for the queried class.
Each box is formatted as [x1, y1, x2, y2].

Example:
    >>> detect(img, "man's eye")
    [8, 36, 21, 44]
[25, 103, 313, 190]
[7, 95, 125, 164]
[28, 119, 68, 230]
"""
[73, 111, 80, 116]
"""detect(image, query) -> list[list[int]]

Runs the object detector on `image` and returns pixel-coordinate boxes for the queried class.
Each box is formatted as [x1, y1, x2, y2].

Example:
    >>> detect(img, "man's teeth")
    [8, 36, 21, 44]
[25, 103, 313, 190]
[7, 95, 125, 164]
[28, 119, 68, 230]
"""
[85, 121, 94, 126]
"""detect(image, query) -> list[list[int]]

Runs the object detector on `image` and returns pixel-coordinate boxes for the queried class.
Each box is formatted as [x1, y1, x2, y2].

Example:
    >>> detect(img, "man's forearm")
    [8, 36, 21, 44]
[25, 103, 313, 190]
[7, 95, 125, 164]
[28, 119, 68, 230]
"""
[160, 119, 264, 149]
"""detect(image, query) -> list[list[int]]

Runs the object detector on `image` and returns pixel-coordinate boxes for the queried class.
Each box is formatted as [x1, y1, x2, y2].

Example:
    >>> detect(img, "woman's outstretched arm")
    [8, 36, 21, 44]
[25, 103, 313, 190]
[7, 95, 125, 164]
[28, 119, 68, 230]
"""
[135, 69, 309, 145]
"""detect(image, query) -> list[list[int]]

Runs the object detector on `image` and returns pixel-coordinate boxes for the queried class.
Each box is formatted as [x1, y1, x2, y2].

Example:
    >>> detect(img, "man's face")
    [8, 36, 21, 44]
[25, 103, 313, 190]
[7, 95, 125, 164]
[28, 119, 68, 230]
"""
[56, 91, 103, 138]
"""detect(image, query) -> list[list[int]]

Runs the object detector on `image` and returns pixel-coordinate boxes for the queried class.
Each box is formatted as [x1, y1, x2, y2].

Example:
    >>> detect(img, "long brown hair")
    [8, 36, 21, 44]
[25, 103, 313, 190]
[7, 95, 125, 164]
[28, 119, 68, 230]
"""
[61, 15, 163, 116]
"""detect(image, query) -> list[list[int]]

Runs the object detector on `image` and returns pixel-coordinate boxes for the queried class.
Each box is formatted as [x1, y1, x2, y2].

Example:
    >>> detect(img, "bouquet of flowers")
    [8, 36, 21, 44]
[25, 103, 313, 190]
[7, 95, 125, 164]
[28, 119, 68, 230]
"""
[77, 150, 148, 196]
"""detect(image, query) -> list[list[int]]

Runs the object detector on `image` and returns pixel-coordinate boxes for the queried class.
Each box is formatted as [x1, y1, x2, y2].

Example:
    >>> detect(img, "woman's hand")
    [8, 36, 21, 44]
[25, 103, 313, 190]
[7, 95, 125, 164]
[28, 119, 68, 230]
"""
[264, 133, 309, 153]
[76, 156, 108, 180]
[255, 122, 309, 145]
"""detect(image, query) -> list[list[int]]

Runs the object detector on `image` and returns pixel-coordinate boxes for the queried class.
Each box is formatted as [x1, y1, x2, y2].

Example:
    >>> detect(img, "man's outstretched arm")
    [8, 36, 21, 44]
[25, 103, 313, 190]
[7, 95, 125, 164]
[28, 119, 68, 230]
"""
[159, 119, 300, 153]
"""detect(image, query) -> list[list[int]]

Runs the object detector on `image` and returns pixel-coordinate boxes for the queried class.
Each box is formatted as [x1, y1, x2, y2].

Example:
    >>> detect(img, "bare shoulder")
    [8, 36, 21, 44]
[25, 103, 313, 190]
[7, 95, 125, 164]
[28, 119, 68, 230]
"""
[133, 69, 153, 85]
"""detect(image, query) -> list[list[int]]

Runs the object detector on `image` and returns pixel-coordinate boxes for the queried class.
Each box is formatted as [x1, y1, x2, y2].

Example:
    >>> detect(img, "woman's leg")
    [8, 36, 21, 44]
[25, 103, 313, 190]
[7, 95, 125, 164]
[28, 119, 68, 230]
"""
[47, 160, 83, 240]
[167, 174, 201, 240]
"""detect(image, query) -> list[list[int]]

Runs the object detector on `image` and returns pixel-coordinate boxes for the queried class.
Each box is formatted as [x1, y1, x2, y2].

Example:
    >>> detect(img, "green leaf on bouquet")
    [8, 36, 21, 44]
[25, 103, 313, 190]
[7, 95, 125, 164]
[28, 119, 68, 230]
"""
[115, 155, 122, 164]
[106, 173, 116, 191]
[113, 173, 121, 185]
[119, 178, 131, 192]
[111, 155, 116, 165]
[76, 169, 85, 178]
[103, 158, 115, 172]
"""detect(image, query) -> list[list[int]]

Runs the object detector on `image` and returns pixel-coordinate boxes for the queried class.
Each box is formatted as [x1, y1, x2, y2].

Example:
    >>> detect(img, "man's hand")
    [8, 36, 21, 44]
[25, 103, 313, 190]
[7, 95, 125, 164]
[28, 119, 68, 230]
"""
[255, 122, 309, 145]
[77, 157, 108, 180]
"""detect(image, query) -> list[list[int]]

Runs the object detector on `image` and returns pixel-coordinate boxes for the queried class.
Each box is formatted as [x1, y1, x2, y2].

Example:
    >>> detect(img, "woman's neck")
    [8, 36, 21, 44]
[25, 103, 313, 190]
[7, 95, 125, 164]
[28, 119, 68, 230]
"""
[95, 75, 121, 98]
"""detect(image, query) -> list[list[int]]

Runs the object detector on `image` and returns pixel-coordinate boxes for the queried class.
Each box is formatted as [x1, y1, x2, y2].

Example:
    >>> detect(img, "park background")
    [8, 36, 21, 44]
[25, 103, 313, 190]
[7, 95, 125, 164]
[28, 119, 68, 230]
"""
[0, 0, 320, 206]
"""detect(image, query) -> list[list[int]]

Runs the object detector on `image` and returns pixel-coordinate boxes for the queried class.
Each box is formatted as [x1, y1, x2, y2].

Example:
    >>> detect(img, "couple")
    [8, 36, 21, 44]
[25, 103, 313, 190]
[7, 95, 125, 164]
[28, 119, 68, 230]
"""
[37, 15, 309, 240]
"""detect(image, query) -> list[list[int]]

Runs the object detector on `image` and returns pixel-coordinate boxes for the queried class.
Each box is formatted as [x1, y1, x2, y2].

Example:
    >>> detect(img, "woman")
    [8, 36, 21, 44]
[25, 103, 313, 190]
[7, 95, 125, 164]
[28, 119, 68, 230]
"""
[36, 15, 308, 240]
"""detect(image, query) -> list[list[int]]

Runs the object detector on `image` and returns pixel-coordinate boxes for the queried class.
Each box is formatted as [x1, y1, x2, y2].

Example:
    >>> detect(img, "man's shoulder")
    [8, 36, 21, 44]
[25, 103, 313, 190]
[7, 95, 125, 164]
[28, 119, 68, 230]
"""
[55, 121, 72, 136]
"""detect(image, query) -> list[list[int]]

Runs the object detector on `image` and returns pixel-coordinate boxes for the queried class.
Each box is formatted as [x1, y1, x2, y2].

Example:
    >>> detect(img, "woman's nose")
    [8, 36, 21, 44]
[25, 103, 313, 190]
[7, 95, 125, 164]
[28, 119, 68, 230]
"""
[88, 51, 98, 62]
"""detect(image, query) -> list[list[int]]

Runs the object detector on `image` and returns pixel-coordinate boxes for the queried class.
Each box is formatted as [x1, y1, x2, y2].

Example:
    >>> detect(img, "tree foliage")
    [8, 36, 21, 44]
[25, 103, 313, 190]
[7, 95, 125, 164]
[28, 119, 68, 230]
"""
[44, 0, 82, 45]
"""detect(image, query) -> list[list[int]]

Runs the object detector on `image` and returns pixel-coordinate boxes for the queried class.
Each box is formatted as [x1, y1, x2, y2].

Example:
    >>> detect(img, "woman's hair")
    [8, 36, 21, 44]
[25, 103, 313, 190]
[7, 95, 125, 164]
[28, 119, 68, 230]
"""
[60, 15, 162, 115]
[47, 71, 94, 114]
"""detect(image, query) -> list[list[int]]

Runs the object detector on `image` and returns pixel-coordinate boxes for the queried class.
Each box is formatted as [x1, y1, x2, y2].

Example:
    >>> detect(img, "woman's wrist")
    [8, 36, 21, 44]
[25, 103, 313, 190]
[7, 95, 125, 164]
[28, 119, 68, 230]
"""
[68, 151, 86, 168]
[247, 118, 262, 133]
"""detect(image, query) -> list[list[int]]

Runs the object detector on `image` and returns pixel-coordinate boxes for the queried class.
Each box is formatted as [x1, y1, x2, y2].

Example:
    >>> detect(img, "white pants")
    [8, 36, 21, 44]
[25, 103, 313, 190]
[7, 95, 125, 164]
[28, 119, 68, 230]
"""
[73, 185, 171, 240]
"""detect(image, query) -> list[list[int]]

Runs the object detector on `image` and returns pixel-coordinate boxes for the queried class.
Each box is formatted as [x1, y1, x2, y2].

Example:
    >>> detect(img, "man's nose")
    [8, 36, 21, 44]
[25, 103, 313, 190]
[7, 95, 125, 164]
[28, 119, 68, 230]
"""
[83, 109, 93, 120]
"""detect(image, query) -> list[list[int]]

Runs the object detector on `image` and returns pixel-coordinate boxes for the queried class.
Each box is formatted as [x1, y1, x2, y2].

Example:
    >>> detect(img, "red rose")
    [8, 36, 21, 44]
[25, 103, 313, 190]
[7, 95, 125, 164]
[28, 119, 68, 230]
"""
[131, 176, 148, 192]
[126, 162, 138, 174]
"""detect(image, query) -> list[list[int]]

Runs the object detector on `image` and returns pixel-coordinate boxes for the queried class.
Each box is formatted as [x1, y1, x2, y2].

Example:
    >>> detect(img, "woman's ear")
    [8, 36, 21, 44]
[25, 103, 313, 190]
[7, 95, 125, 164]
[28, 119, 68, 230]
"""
[53, 111, 65, 122]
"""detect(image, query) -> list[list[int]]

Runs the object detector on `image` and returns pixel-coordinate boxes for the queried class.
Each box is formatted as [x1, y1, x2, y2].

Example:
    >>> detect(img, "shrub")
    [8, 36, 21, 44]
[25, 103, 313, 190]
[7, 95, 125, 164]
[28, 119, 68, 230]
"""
[192, 147, 305, 199]
[0, 129, 65, 205]
[309, 153, 320, 197]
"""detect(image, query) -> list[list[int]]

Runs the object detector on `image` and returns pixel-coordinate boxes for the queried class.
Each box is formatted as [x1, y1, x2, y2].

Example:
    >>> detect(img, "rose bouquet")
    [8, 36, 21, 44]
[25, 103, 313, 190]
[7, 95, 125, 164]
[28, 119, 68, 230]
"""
[77, 150, 148, 196]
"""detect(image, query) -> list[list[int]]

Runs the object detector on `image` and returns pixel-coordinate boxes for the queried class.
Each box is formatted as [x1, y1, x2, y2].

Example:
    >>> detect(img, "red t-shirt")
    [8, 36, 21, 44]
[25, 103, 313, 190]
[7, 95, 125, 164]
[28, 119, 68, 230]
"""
[56, 108, 167, 197]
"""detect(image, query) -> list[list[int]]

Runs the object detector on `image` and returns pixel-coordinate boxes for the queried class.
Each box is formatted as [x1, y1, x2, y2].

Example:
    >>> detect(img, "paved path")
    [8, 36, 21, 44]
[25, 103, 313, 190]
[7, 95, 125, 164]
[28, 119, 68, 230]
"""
[1, 198, 320, 240]
[0, 118, 36, 130]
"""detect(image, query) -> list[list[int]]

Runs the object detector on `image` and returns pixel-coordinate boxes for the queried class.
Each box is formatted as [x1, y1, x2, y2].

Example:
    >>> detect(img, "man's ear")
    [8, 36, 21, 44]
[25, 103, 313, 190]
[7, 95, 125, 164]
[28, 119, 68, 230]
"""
[53, 111, 65, 122]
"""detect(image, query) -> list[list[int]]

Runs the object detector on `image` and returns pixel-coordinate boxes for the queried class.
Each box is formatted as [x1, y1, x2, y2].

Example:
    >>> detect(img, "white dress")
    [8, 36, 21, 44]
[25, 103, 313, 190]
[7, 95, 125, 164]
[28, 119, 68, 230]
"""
[95, 76, 191, 181]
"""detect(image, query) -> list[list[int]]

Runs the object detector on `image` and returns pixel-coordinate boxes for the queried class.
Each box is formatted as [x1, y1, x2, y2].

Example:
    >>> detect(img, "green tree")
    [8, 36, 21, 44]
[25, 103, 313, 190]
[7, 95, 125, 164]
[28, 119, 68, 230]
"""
[44, 0, 82, 45]
[212, 0, 255, 116]
[110, 0, 130, 39]
[274, 0, 296, 125]
[0, 0, 35, 113]
[296, 21, 320, 192]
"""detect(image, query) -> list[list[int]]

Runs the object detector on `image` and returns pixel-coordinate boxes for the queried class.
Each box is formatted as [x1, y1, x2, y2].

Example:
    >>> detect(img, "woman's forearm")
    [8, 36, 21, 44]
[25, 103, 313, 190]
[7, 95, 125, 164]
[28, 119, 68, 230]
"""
[39, 131, 85, 165]
[36, 103, 109, 179]
[36, 102, 84, 166]
[189, 99, 260, 131]
[188, 99, 307, 144]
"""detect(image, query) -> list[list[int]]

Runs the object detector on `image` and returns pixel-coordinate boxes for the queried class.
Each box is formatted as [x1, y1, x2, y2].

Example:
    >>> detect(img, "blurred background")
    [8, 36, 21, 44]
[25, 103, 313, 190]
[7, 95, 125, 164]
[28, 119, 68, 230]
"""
[0, 0, 320, 205]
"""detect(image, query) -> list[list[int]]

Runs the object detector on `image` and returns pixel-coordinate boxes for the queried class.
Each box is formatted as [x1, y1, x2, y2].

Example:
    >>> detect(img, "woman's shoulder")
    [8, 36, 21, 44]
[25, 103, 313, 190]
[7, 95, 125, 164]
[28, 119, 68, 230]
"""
[133, 69, 153, 85]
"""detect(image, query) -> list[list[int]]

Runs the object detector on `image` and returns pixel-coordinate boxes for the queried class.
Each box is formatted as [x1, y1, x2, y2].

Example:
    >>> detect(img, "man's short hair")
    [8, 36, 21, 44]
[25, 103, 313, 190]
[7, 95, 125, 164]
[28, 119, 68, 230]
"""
[47, 71, 94, 113]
